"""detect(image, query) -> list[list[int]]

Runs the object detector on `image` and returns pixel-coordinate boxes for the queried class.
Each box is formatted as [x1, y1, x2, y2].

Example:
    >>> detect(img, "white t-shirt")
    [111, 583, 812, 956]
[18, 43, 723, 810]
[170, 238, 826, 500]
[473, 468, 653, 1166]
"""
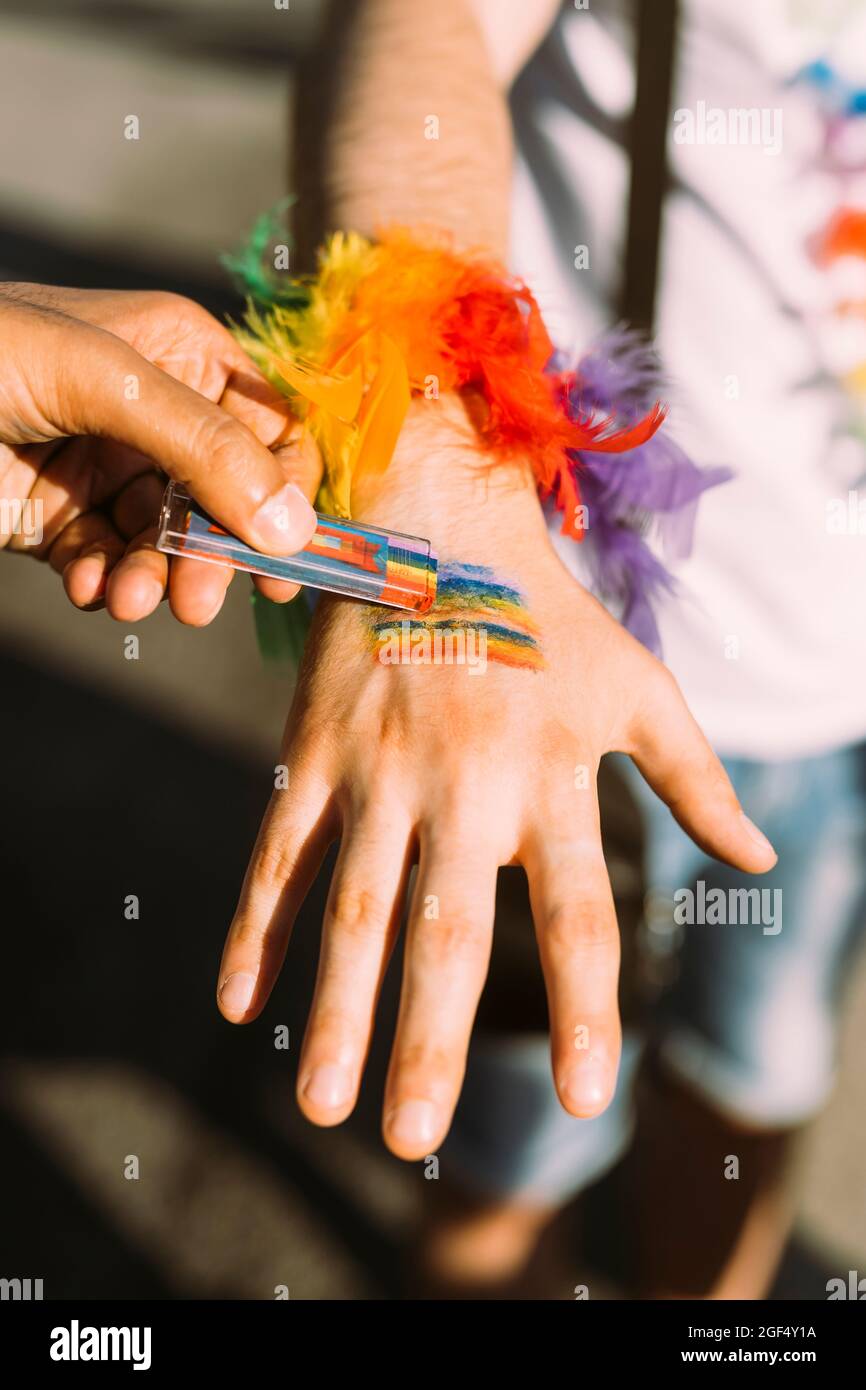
[509, 0, 866, 760]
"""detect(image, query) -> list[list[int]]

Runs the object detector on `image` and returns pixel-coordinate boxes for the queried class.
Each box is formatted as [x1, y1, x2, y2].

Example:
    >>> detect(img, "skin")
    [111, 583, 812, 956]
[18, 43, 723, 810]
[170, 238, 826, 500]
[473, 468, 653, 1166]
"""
[212, 0, 771, 1159]
[0, 283, 319, 622]
[0, 2, 777, 1184]
[281, 1, 795, 1303]
[217, 397, 777, 1159]
[290, 0, 514, 262]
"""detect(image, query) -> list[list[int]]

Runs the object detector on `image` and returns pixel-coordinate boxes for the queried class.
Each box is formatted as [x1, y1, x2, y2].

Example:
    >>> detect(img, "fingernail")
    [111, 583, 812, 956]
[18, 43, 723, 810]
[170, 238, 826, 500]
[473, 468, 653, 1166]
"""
[386, 1099, 438, 1148]
[201, 593, 226, 625]
[218, 971, 256, 1015]
[144, 578, 165, 609]
[72, 552, 108, 600]
[253, 483, 316, 554]
[78, 548, 108, 573]
[302, 1064, 352, 1111]
[740, 813, 776, 860]
[563, 1057, 610, 1113]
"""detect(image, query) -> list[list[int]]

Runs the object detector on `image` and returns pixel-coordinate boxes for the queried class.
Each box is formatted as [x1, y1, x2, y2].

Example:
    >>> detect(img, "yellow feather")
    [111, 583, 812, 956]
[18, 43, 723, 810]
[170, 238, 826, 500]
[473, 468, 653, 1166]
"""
[227, 231, 397, 515]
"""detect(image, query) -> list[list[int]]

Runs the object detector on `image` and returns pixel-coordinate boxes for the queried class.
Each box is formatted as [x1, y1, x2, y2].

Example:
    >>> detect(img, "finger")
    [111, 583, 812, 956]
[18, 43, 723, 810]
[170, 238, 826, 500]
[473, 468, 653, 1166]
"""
[217, 764, 337, 1023]
[220, 365, 298, 448]
[246, 434, 321, 602]
[168, 554, 233, 627]
[382, 833, 497, 1160]
[296, 803, 414, 1128]
[63, 546, 122, 608]
[24, 285, 296, 450]
[524, 804, 622, 1120]
[627, 666, 777, 872]
[189, 428, 318, 605]
[270, 432, 323, 503]
[16, 303, 317, 557]
[110, 461, 275, 614]
[48, 507, 122, 576]
[111, 468, 165, 540]
[104, 528, 168, 621]
[12, 438, 154, 558]
[252, 575, 302, 604]
[50, 512, 126, 607]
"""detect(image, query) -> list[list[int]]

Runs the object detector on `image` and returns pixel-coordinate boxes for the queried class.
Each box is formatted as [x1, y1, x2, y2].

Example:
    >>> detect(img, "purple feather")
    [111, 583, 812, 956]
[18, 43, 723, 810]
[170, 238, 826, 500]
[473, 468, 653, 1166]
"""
[552, 330, 732, 655]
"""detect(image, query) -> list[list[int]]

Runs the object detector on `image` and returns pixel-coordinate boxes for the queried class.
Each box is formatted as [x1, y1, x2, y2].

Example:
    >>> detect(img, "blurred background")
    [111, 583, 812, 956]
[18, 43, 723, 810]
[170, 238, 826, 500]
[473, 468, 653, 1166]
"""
[0, 0, 864, 1300]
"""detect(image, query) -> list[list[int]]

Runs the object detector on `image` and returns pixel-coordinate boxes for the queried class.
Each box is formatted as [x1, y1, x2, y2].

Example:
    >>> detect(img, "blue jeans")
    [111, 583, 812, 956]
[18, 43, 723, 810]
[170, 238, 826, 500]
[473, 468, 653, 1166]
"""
[444, 743, 866, 1203]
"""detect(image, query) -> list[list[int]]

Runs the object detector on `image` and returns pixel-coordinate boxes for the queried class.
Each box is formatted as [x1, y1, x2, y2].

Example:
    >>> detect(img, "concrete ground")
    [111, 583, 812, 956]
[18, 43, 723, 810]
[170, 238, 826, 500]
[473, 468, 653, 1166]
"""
[0, 0, 864, 1299]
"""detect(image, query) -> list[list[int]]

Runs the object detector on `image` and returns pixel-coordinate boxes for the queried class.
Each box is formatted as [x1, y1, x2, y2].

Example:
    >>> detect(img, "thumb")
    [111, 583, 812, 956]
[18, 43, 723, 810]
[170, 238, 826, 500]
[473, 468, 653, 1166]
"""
[627, 664, 778, 874]
[24, 304, 317, 555]
[271, 430, 324, 502]
[250, 430, 324, 603]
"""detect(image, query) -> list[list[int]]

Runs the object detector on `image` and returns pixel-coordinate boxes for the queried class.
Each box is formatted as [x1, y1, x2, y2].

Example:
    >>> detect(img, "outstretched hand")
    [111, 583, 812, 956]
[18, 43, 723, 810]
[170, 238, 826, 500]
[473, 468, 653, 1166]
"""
[216, 400, 777, 1159]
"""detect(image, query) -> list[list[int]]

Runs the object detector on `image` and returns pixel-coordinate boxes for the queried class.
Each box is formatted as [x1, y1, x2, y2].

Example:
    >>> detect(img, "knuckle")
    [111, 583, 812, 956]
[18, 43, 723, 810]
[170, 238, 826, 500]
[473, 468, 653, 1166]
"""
[375, 705, 410, 756]
[247, 833, 302, 899]
[414, 911, 487, 964]
[195, 411, 256, 484]
[545, 899, 617, 953]
[328, 885, 393, 942]
[393, 1040, 455, 1085]
[706, 762, 738, 810]
[286, 731, 334, 785]
[651, 660, 685, 710]
[285, 703, 338, 760]
[306, 1003, 361, 1043]
[625, 661, 683, 752]
[542, 834, 605, 872]
[228, 910, 264, 950]
[431, 778, 493, 839]
[148, 289, 201, 322]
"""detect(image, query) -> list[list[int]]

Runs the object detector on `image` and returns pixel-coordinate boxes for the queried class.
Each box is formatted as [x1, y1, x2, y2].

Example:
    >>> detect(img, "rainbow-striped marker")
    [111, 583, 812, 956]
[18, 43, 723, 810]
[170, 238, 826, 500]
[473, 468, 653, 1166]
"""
[157, 481, 438, 613]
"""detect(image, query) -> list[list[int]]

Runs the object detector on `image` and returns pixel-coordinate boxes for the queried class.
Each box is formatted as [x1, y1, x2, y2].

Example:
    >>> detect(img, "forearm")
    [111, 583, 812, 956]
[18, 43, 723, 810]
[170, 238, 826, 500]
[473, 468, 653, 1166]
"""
[289, 1, 540, 551]
[291, 0, 512, 258]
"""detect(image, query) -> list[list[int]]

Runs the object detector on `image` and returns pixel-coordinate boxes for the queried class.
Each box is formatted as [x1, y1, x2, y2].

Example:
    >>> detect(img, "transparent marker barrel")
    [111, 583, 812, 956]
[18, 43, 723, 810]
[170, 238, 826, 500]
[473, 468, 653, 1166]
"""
[156, 482, 438, 613]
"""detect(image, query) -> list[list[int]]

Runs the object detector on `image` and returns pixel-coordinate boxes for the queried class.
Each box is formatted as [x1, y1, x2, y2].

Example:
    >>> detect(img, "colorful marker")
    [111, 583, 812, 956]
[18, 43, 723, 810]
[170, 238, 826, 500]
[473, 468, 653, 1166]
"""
[157, 481, 438, 613]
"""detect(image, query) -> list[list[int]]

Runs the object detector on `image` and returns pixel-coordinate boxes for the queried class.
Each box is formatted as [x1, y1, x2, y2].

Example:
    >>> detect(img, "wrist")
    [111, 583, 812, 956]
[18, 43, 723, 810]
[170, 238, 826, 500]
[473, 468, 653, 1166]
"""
[348, 395, 551, 567]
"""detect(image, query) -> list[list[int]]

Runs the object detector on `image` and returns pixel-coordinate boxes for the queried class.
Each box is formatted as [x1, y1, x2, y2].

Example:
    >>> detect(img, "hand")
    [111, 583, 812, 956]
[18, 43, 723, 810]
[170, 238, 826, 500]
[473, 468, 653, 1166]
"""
[0, 284, 319, 624]
[215, 398, 776, 1159]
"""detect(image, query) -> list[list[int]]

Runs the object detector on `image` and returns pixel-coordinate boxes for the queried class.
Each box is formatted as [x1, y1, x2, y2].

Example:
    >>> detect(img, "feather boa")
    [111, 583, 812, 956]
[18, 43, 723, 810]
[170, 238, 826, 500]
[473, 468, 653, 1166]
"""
[225, 215, 730, 653]
[557, 333, 733, 654]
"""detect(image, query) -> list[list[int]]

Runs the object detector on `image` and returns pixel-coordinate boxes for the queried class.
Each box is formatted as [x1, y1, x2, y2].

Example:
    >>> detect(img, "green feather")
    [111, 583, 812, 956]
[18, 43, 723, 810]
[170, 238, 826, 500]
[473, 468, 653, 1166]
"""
[221, 198, 311, 308]
[251, 591, 312, 666]
[227, 203, 316, 668]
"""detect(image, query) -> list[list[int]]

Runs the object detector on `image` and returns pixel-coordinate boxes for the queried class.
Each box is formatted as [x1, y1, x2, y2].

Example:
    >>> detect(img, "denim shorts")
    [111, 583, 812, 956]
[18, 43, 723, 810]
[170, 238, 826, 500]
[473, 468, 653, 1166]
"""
[445, 743, 866, 1204]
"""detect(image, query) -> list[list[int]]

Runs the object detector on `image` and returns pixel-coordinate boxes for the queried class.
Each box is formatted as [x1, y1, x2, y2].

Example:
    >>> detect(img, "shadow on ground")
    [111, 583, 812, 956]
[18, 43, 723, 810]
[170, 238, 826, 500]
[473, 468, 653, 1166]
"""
[0, 645, 407, 1298]
[0, 647, 850, 1300]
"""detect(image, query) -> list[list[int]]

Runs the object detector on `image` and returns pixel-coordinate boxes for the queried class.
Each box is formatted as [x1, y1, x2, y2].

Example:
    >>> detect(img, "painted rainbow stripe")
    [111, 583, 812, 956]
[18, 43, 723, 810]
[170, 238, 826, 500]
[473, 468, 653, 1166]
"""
[366, 560, 544, 671]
